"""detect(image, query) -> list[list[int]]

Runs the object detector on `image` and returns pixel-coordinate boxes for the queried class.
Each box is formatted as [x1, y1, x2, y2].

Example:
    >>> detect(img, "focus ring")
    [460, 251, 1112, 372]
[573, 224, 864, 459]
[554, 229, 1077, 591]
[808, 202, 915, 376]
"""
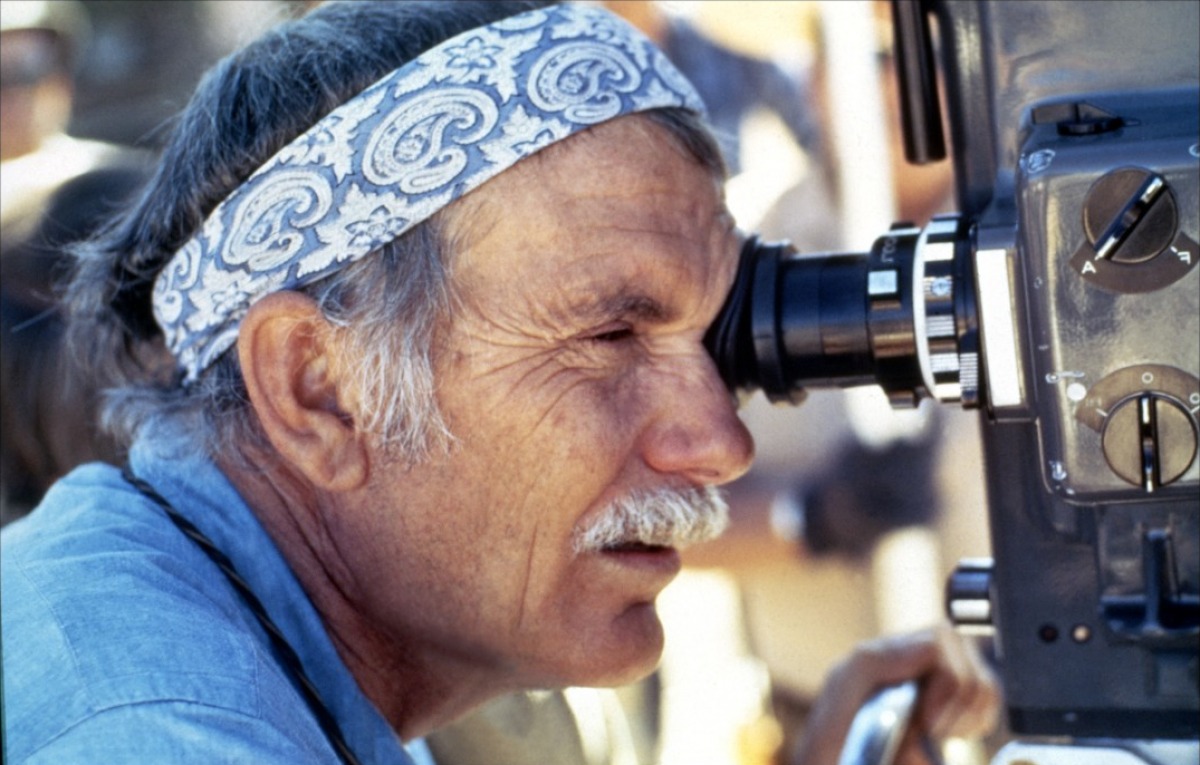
[915, 215, 974, 403]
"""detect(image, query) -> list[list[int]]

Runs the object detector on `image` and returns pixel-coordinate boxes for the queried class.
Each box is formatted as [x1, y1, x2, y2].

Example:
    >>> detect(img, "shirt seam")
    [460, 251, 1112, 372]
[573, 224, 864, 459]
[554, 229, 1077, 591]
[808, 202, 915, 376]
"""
[8, 557, 91, 703]
[18, 698, 276, 764]
[9, 505, 270, 715]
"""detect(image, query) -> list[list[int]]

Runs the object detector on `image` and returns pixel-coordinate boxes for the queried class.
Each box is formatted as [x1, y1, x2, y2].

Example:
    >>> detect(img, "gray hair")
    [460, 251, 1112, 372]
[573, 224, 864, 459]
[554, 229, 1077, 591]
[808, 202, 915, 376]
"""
[97, 213, 459, 465]
[65, 1, 726, 466]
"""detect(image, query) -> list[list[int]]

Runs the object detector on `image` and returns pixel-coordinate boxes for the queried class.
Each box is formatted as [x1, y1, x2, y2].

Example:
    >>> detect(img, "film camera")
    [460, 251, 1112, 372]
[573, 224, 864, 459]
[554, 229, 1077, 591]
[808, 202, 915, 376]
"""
[705, 0, 1198, 760]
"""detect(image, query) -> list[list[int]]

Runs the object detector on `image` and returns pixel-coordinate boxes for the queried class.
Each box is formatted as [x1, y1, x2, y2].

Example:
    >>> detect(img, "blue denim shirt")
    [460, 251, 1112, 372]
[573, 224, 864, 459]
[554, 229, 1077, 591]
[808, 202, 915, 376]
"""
[1, 431, 421, 765]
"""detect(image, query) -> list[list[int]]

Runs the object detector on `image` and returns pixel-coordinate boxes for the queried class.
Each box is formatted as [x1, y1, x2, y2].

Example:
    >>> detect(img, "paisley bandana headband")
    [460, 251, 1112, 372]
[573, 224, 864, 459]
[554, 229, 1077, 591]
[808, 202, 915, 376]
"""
[153, 3, 706, 382]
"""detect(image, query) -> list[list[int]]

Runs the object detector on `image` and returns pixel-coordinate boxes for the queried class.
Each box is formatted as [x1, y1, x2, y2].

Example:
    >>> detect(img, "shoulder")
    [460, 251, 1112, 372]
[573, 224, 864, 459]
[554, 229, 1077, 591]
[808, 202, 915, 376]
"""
[1, 464, 326, 763]
[15, 701, 334, 765]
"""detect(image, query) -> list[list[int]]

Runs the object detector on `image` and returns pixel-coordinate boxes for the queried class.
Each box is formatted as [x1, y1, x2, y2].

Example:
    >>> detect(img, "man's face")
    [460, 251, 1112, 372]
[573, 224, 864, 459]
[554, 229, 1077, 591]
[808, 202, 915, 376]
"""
[343, 116, 754, 691]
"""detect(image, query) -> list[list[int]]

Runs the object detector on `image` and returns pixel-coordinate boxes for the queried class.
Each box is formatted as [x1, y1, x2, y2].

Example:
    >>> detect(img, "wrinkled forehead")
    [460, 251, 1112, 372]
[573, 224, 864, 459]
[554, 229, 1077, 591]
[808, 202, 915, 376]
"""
[445, 112, 725, 247]
[442, 114, 736, 321]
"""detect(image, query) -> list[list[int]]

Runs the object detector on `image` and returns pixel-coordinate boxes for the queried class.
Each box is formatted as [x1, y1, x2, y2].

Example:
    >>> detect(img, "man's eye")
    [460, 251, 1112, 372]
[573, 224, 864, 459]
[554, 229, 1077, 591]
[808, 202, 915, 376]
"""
[585, 325, 634, 343]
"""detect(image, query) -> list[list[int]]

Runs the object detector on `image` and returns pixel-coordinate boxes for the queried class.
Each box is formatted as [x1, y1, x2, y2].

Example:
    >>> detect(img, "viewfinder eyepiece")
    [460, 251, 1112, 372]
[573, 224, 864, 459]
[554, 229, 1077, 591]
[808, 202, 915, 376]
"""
[705, 216, 979, 409]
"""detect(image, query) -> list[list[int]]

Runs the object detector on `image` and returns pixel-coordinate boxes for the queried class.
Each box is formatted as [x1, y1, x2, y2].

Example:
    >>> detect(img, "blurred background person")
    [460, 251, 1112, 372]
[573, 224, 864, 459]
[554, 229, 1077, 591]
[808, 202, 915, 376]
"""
[1, 0, 146, 523]
[0, 0, 287, 524]
[601, 0, 822, 178]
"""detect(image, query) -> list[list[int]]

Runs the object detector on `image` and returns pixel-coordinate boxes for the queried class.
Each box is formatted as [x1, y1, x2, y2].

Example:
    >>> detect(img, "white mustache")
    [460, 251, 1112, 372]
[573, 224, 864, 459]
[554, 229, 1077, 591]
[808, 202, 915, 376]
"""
[572, 485, 730, 554]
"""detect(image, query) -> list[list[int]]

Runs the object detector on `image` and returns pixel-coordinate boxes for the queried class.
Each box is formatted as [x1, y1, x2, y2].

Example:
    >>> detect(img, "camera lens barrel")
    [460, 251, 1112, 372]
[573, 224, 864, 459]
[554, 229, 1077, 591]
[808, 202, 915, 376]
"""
[706, 215, 980, 408]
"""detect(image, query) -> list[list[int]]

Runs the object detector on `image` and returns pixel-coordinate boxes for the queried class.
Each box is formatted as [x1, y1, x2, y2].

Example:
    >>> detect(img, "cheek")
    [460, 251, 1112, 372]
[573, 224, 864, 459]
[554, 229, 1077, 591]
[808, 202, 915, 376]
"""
[429, 350, 652, 578]
[532, 374, 650, 512]
[493, 377, 644, 579]
[551, 379, 632, 450]
[489, 359, 644, 480]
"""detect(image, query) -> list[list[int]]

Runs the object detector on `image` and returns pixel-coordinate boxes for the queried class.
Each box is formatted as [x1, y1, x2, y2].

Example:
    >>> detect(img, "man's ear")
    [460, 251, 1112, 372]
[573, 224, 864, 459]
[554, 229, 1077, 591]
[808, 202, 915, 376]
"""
[237, 291, 368, 492]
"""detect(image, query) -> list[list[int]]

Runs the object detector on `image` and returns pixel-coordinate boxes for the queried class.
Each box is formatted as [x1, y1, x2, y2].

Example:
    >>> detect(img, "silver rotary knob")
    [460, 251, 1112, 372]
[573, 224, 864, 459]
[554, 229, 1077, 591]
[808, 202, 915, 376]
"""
[946, 557, 995, 629]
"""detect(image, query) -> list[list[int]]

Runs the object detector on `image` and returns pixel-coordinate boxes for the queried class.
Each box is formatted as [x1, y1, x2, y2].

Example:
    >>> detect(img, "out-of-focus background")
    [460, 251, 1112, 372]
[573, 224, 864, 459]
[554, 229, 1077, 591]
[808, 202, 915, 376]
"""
[0, 1, 995, 763]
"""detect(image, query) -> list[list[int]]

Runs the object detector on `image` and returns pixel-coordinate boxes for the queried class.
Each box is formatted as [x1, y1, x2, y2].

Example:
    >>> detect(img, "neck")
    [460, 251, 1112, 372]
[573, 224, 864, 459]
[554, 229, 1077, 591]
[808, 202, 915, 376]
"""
[219, 448, 511, 740]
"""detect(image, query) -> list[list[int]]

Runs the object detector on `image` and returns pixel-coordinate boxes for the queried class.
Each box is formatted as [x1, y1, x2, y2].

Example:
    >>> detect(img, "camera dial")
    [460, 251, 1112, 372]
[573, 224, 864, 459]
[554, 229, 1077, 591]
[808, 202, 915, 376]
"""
[1068, 166, 1199, 293]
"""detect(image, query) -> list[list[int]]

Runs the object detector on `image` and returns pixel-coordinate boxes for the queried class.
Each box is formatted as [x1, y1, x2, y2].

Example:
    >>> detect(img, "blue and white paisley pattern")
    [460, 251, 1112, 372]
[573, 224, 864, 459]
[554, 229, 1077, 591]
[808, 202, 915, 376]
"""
[308, 184, 412, 277]
[362, 87, 501, 193]
[479, 105, 571, 168]
[153, 237, 203, 326]
[222, 170, 336, 271]
[153, 4, 706, 382]
[527, 41, 644, 124]
[275, 88, 385, 182]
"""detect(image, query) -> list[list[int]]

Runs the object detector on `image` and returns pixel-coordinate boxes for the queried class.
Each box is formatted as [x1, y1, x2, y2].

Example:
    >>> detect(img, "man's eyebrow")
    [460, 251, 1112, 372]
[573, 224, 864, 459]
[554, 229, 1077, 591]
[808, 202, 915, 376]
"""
[573, 292, 675, 325]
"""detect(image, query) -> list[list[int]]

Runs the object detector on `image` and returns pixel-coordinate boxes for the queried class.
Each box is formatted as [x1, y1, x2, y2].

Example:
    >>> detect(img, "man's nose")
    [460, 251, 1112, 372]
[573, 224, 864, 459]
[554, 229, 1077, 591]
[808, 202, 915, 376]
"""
[641, 358, 755, 486]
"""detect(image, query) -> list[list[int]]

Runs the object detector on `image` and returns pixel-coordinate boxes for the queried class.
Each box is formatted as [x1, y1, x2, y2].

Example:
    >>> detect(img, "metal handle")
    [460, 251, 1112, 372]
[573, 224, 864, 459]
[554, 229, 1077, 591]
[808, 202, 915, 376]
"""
[892, 0, 946, 164]
[837, 681, 926, 765]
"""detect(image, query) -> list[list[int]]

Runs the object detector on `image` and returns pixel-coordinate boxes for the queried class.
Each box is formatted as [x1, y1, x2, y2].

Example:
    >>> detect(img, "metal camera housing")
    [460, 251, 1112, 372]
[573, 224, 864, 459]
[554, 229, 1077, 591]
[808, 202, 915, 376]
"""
[705, 0, 1199, 749]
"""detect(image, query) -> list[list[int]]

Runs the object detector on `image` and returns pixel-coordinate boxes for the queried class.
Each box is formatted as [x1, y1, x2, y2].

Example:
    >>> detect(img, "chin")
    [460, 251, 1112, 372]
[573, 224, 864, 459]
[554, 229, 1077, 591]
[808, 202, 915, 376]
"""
[564, 601, 666, 688]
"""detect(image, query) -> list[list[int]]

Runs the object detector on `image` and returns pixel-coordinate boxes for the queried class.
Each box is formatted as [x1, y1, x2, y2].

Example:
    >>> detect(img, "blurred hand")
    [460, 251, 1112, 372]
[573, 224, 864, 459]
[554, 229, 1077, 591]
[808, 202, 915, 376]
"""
[789, 623, 1000, 765]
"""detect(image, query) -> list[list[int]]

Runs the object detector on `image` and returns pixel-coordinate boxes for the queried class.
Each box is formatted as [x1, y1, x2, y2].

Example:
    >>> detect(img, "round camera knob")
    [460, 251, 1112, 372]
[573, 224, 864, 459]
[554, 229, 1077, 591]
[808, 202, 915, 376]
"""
[946, 558, 994, 629]
[1100, 393, 1198, 490]
[1082, 167, 1178, 265]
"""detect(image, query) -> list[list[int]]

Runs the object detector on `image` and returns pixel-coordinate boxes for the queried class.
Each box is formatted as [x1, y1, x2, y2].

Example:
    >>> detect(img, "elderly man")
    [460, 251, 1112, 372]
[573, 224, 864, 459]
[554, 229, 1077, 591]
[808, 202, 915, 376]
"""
[1, 2, 996, 763]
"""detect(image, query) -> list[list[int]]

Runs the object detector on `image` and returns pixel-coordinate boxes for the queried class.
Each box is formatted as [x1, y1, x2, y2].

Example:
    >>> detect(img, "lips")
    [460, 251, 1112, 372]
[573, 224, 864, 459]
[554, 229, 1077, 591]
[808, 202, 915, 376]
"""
[598, 542, 682, 579]
[604, 541, 669, 554]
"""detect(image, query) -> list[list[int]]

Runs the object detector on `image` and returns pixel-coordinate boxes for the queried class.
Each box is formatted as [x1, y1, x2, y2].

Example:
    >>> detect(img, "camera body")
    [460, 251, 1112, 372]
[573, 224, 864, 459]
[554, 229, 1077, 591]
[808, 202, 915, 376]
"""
[977, 87, 1198, 738]
[706, 0, 1199, 742]
[939, 0, 1198, 739]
